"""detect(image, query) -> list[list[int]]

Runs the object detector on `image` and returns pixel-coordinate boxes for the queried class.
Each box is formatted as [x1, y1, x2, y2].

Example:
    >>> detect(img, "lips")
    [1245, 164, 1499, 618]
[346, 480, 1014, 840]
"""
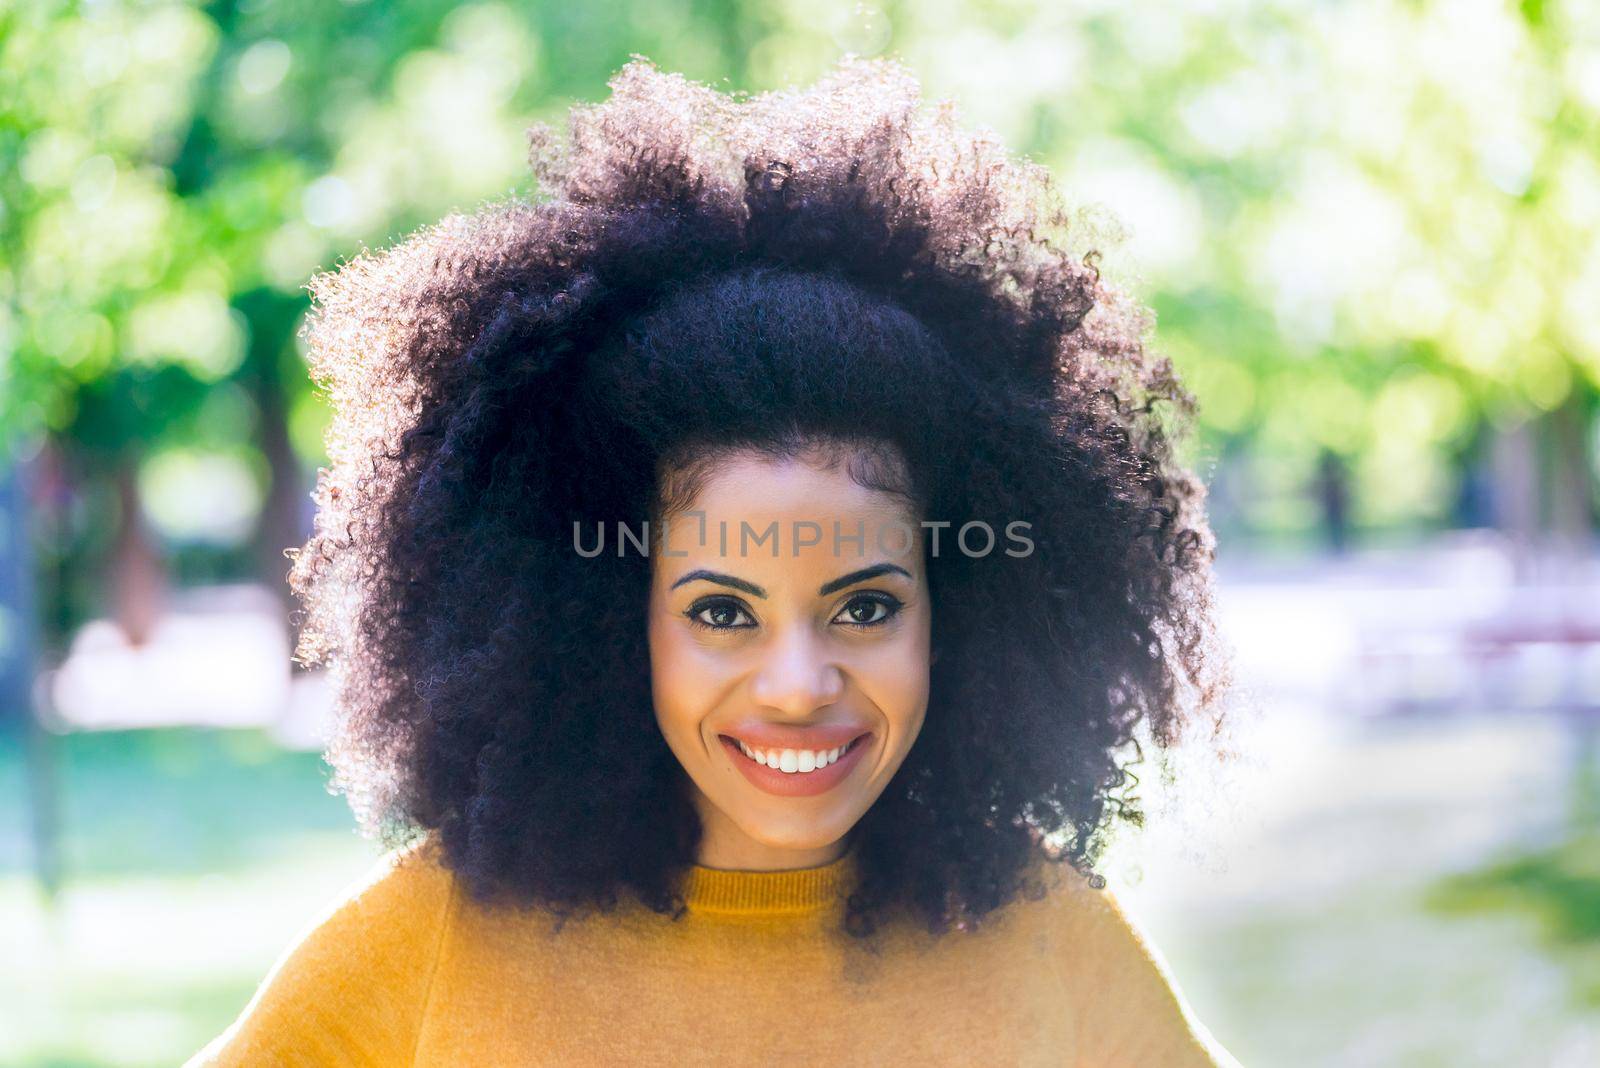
[717, 730, 872, 798]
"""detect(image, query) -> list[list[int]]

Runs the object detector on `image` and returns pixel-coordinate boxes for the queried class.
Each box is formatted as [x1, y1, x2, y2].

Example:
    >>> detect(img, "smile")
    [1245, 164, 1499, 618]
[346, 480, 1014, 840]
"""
[731, 736, 864, 773]
[716, 731, 872, 797]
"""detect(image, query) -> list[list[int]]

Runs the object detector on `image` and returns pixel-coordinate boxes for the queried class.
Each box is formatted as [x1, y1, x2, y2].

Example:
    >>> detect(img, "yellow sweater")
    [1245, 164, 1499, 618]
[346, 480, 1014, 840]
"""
[185, 835, 1239, 1066]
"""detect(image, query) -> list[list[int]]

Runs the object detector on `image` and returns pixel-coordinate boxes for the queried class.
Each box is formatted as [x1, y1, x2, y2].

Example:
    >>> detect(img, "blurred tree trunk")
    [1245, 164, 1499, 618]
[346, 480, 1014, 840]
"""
[1489, 393, 1596, 580]
[1490, 417, 1541, 581]
[1543, 390, 1595, 560]
[1315, 448, 1351, 555]
[251, 342, 303, 622]
[110, 455, 166, 647]
[237, 288, 312, 661]
[0, 456, 34, 725]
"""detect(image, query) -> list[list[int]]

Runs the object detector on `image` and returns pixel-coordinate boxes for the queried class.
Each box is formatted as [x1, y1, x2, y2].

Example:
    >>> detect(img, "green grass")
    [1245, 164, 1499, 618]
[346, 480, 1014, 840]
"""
[1, 725, 358, 881]
[1426, 830, 1600, 1005]
[1165, 882, 1586, 1067]
[2, 727, 379, 1068]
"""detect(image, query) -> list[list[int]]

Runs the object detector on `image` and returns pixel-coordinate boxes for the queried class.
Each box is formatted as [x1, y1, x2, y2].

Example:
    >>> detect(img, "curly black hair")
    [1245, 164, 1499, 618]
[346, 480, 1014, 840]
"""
[288, 56, 1233, 939]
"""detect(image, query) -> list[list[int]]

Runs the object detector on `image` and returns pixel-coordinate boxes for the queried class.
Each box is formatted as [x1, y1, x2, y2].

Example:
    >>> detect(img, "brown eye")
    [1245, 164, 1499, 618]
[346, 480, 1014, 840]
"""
[833, 593, 901, 628]
[686, 597, 754, 631]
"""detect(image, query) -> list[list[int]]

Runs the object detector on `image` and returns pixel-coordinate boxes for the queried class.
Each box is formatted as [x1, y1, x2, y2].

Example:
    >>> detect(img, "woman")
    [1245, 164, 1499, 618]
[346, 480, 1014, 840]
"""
[188, 55, 1240, 1066]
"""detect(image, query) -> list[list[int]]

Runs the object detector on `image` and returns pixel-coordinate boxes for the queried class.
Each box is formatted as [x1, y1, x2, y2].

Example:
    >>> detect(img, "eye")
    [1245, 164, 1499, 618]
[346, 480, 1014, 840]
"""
[685, 596, 755, 631]
[832, 592, 903, 629]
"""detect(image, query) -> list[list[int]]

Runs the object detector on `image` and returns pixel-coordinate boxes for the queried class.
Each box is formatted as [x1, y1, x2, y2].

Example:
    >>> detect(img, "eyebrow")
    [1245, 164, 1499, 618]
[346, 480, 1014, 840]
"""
[669, 562, 913, 599]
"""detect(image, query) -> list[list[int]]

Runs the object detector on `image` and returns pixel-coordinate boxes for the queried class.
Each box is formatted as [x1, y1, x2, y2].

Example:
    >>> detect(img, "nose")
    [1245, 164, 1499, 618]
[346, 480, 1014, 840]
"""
[748, 623, 846, 719]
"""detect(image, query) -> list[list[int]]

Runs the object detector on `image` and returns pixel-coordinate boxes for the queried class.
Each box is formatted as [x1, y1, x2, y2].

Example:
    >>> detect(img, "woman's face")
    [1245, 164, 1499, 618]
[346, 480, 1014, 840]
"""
[647, 447, 932, 871]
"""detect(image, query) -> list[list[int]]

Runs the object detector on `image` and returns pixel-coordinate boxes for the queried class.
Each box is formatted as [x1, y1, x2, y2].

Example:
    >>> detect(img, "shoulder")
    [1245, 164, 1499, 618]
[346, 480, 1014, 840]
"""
[1028, 858, 1244, 1068]
[183, 833, 458, 1067]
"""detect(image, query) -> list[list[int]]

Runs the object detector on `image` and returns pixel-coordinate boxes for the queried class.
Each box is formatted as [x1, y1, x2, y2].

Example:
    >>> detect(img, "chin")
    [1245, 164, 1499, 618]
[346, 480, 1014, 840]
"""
[734, 815, 855, 854]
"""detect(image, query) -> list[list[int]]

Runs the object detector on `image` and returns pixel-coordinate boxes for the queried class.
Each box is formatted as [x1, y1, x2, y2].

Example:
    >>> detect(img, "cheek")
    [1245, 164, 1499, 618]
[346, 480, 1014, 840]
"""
[857, 623, 932, 735]
[647, 617, 721, 733]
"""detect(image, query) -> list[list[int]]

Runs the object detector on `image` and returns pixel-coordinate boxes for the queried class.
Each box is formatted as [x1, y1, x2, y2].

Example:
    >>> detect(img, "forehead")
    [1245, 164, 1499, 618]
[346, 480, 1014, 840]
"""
[690, 451, 910, 518]
[653, 449, 923, 576]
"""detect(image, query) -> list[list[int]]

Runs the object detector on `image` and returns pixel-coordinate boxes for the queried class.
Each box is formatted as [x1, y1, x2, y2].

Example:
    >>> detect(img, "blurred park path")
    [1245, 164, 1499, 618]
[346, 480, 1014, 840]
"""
[1106, 537, 1600, 1066]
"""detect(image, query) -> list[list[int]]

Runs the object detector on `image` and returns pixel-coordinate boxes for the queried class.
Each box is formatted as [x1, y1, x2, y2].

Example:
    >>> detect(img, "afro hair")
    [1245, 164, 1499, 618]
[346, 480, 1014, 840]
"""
[287, 55, 1233, 938]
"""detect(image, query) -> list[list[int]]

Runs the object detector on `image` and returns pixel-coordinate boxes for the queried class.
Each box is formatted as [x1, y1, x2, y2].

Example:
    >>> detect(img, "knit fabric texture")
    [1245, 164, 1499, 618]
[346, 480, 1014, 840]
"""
[184, 835, 1240, 1066]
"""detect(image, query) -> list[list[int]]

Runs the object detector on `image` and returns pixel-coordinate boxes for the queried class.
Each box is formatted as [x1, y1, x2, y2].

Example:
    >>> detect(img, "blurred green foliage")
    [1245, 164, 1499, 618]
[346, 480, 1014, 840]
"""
[1, 0, 1597, 642]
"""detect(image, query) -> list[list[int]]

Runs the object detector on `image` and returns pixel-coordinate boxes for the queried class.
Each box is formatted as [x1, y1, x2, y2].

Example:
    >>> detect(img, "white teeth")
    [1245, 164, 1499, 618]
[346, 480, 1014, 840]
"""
[731, 737, 858, 774]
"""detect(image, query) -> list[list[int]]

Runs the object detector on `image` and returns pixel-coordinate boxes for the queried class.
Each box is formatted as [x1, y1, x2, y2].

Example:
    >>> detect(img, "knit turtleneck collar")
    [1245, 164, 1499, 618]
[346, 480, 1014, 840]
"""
[682, 843, 856, 914]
